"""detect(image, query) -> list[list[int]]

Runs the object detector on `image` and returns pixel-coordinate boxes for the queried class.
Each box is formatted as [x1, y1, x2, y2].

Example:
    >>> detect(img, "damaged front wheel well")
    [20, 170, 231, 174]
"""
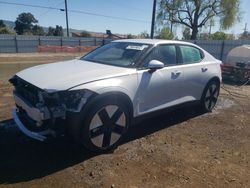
[85, 92, 133, 116]
[66, 91, 133, 142]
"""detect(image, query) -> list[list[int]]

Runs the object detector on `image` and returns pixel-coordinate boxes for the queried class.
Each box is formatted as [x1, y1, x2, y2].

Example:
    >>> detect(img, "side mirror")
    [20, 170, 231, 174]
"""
[148, 60, 164, 71]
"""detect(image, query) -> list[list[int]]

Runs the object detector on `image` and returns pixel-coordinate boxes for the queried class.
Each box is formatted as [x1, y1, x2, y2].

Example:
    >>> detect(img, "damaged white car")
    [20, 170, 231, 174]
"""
[10, 39, 221, 152]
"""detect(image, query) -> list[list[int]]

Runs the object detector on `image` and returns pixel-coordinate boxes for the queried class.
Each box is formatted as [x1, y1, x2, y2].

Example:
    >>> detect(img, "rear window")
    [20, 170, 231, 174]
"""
[180, 45, 203, 64]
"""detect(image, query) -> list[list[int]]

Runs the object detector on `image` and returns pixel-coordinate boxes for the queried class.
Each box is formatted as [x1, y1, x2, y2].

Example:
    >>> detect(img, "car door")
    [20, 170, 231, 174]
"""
[135, 44, 185, 115]
[177, 44, 211, 101]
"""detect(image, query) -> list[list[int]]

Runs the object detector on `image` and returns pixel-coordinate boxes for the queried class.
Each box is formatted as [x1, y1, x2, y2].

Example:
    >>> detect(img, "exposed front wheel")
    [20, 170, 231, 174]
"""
[201, 80, 220, 112]
[81, 99, 130, 152]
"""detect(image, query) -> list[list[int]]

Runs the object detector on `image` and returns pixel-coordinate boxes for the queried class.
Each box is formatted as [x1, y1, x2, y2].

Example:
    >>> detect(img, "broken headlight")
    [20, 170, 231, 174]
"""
[58, 89, 94, 112]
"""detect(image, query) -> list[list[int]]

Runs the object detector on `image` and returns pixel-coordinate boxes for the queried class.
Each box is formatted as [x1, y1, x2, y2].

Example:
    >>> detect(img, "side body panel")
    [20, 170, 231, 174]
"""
[179, 60, 221, 101]
[135, 66, 185, 115]
[72, 47, 221, 118]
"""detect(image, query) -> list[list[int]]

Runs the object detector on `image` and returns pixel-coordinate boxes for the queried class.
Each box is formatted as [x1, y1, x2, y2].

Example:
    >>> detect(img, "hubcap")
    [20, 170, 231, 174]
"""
[89, 105, 126, 148]
[205, 83, 219, 110]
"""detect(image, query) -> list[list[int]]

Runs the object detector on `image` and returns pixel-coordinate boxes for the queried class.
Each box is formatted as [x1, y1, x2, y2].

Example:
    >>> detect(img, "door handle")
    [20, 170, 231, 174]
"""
[171, 71, 181, 79]
[172, 71, 181, 75]
[202, 67, 208, 72]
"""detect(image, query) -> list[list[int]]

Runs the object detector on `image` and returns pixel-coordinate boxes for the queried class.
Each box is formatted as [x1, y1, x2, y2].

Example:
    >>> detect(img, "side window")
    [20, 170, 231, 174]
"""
[179, 45, 203, 64]
[143, 45, 177, 67]
[157, 45, 177, 66]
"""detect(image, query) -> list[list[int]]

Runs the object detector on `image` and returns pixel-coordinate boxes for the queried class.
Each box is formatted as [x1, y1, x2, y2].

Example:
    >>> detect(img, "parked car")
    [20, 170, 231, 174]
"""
[10, 39, 222, 152]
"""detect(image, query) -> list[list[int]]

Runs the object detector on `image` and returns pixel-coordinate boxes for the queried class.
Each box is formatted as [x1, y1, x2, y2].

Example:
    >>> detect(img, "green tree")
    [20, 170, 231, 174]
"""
[0, 20, 6, 28]
[182, 27, 191, 39]
[211, 31, 235, 40]
[139, 31, 150, 38]
[198, 32, 211, 40]
[46, 26, 63, 36]
[14, 12, 38, 34]
[0, 19, 15, 34]
[0, 27, 15, 34]
[156, 27, 174, 39]
[32, 25, 45, 36]
[80, 31, 91, 37]
[47, 27, 55, 36]
[54, 25, 63, 36]
[239, 31, 250, 39]
[158, 0, 240, 39]
[127, 34, 136, 39]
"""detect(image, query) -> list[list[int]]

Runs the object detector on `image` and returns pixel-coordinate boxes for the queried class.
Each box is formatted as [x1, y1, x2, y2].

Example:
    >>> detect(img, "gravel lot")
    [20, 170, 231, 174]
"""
[0, 53, 249, 188]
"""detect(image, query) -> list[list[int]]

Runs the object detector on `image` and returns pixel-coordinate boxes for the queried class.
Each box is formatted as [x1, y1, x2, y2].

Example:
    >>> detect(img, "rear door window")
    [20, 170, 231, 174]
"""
[179, 45, 203, 64]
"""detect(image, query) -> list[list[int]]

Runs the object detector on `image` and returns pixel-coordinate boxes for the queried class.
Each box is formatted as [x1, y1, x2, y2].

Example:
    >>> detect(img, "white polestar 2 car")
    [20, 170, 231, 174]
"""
[10, 39, 221, 152]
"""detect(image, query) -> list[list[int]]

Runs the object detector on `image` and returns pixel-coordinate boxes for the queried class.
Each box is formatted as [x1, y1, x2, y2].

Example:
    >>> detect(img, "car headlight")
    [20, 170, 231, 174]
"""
[42, 89, 95, 112]
[58, 89, 95, 112]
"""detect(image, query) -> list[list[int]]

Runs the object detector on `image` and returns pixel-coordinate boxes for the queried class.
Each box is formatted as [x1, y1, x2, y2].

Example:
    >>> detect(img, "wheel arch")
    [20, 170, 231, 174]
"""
[207, 76, 221, 86]
[200, 76, 221, 101]
[79, 91, 132, 152]
[67, 90, 134, 143]
[92, 91, 134, 117]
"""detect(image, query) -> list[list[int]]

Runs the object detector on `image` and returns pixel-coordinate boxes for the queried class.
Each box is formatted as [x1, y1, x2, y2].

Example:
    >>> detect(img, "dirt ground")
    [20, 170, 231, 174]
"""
[0, 53, 250, 188]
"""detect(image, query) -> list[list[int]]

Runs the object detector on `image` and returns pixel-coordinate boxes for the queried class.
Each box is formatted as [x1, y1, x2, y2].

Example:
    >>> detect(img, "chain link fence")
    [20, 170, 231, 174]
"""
[0, 34, 112, 53]
[1, 34, 250, 62]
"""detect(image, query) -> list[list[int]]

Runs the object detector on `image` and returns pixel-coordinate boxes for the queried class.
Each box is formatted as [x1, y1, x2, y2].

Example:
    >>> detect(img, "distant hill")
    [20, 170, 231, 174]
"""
[1, 20, 123, 37]
[2, 19, 49, 32]
[1, 20, 94, 36]
[3, 20, 15, 29]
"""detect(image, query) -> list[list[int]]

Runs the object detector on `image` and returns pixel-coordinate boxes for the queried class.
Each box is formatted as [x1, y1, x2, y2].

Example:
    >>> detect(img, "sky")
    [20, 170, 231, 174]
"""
[0, 0, 249, 37]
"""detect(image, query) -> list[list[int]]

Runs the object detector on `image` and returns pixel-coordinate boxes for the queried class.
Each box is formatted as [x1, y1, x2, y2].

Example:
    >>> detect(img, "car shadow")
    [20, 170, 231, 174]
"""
[125, 104, 203, 143]
[0, 105, 204, 184]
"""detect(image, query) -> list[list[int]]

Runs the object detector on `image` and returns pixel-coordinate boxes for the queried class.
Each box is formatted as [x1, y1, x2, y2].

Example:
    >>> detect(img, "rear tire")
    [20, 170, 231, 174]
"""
[200, 80, 220, 112]
[79, 97, 130, 152]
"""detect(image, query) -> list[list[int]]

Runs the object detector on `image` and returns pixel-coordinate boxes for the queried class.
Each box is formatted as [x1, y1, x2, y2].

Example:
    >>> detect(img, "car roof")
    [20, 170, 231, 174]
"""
[113, 39, 194, 46]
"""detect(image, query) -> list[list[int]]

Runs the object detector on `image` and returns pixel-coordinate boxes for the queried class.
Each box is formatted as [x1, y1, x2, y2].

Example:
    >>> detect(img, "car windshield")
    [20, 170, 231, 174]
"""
[81, 42, 151, 67]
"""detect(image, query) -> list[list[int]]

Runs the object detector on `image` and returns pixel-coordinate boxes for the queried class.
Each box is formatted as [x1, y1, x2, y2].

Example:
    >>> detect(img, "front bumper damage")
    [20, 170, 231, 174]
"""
[13, 93, 51, 122]
[12, 92, 66, 141]
[12, 108, 55, 141]
[10, 76, 95, 141]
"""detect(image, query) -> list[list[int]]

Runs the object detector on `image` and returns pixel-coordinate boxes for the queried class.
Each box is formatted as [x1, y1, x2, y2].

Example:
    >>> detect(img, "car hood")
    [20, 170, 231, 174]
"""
[16, 59, 136, 91]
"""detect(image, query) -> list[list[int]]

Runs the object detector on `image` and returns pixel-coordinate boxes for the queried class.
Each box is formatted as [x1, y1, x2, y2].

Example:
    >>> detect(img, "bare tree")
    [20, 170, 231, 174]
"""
[158, 0, 240, 39]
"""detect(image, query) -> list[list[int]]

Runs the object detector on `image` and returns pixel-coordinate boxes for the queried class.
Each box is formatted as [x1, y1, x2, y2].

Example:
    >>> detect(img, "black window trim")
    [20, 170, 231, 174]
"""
[135, 44, 156, 69]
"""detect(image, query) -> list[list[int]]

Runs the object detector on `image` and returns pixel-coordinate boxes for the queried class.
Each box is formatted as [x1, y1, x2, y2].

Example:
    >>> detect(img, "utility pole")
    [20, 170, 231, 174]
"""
[243, 23, 247, 32]
[209, 20, 212, 35]
[170, 20, 173, 33]
[64, 0, 69, 37]
[170, 0, 174, 34]
[150, 0, 157, 39]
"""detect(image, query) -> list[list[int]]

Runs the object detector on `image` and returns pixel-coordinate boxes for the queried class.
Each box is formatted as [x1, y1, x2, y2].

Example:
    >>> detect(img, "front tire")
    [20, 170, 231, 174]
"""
[80, 97, 130, 152]
[200, 80, 220, 112]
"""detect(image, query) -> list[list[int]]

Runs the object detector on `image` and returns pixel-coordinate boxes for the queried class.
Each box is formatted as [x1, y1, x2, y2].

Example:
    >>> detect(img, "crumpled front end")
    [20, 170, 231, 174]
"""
[10, 76, 95, 141]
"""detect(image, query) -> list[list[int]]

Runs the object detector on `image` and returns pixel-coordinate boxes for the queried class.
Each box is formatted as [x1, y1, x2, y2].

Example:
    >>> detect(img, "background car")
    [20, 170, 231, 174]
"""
[10, 39, 222, 152]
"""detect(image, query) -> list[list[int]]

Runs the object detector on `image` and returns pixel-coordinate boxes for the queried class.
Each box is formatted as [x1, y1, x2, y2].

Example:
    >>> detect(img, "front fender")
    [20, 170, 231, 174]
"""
[70, 74, 139, 115]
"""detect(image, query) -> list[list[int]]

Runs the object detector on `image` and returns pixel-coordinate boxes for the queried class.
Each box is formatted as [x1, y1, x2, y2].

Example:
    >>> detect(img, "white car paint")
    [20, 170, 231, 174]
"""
[11, 39, 222, 142]
[16, 59, 136, 91]
[15, 39, 221, 117]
